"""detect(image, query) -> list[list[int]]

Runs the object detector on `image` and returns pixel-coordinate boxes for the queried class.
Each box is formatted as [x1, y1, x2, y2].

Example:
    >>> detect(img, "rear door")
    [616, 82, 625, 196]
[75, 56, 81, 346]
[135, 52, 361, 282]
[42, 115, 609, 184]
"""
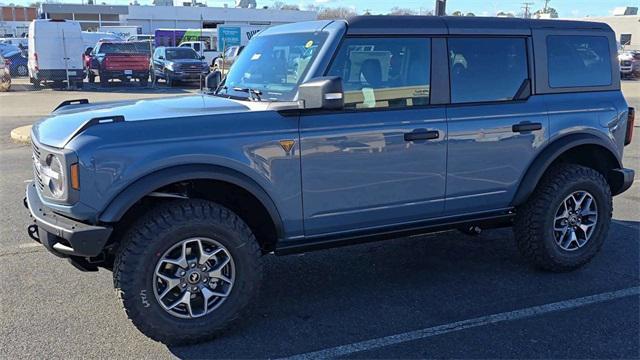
[444, 37, 549, 214]
[300, 37, 448, 236]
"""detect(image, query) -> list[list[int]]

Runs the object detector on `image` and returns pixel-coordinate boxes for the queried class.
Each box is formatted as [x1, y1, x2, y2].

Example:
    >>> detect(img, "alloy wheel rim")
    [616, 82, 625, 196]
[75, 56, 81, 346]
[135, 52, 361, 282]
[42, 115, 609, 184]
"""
[153, 237, 235, 319]
[552, 191, 598, 251]
[17, 65, 27, 76]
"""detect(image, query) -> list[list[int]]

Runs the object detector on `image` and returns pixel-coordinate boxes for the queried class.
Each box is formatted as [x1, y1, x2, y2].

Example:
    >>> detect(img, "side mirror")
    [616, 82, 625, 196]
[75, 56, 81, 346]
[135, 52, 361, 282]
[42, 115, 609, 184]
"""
[205, 70, 222, 91]
[200, 55, 205, 60]
[84, 47, 93, 56]
[158, 56, 164, 60]
[297, 76, 344, 110]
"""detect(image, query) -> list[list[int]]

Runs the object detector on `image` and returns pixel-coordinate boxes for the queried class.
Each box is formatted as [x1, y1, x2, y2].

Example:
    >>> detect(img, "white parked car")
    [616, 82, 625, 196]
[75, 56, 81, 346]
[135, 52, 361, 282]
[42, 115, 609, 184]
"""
[0, 54, 11, 92]
[619, 51, 640, 78]
[28, 19, 85, 88]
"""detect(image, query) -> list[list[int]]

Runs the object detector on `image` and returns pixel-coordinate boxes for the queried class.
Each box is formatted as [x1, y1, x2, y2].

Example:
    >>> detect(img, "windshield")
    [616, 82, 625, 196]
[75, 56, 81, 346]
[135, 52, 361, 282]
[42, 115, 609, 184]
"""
[166, 48, 199, 60]
[216, 32, 328, 101]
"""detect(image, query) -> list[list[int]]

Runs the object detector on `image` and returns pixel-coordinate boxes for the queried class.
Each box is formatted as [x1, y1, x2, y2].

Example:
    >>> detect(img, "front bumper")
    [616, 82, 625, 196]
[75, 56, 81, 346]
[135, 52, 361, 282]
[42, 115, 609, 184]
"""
[24, 182, 112, 258]
[610, 168, 635, 196]
[169, 71, 209, 81]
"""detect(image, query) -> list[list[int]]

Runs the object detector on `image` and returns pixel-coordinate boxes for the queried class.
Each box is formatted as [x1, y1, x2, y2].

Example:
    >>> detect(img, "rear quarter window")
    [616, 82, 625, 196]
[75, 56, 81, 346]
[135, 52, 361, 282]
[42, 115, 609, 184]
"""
[547, 35, 612, 88]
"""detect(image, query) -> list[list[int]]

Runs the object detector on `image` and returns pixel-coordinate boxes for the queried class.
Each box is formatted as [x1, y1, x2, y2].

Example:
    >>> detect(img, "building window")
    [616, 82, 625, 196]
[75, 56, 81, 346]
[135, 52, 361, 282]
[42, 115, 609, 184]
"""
[448, 37, 528, 103]
[620, 34, 632, 46]
[327, 37, 431, 109]
[547, 35, 612, 88]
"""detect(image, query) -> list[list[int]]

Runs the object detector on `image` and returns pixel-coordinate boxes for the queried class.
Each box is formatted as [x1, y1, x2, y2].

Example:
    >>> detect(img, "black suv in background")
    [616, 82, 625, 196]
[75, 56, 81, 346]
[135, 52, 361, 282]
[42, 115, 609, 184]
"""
[151, 46, 210, 86]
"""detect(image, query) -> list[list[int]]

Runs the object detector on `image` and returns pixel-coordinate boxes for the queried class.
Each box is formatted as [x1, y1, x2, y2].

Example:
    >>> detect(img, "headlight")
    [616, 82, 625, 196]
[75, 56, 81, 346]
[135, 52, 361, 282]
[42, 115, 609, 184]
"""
[166, 63, 177, 72]
[43, 154, 65, 199]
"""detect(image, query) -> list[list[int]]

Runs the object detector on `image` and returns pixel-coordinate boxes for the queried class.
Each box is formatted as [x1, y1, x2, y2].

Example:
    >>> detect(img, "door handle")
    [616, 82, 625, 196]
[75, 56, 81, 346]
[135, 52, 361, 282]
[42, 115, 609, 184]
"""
[512, 122, 542, 133]
[404, 130, 439, 141]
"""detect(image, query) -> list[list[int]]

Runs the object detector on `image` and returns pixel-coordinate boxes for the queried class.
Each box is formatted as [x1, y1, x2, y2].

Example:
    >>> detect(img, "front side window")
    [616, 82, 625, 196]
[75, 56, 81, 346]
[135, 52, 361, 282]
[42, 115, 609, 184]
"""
[217, 32, 328, 101]
[448, 38, 528, 103]
[327, 38, 431, 109]
[547, 35, 612, 88]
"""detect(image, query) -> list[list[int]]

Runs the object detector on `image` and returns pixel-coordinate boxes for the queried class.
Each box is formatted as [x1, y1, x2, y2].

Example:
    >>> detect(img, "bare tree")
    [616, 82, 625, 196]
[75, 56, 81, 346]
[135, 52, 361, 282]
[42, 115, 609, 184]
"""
[314, 6, 357, 20]
[389, 6, 417, 15]
[534, 7, 559, 18]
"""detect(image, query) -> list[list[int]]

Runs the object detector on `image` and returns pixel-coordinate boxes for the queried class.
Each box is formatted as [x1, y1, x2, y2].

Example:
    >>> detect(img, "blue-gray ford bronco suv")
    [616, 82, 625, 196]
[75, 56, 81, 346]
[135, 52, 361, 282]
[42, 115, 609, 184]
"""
[24, 17, 635, 344]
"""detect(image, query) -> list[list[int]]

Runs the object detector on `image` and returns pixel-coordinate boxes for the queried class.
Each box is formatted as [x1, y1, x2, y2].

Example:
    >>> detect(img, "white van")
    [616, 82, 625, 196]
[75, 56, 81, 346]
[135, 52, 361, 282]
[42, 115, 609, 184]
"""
[28, 19, 85, 87]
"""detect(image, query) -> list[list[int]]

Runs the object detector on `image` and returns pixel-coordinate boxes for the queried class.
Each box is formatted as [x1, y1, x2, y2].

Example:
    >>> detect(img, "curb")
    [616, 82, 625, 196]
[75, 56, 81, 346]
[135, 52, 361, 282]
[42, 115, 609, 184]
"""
[10, 125, 31, 144]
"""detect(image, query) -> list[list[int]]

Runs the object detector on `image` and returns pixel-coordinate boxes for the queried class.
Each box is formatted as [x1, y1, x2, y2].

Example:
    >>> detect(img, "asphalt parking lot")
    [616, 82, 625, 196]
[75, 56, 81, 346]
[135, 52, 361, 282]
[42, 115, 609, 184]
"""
[1, 78, 639, 359]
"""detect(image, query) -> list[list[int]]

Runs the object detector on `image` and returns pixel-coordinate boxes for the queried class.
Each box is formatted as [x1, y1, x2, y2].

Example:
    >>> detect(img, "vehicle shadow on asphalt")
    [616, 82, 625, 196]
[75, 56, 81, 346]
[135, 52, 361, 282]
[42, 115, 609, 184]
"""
[167, 220, 640, 359]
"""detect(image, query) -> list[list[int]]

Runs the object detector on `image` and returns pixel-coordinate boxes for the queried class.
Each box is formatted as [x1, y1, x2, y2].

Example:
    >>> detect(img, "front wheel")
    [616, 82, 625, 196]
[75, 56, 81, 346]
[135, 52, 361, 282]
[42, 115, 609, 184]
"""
[514, 164, 612, 272]
[113, 199, 263, 345]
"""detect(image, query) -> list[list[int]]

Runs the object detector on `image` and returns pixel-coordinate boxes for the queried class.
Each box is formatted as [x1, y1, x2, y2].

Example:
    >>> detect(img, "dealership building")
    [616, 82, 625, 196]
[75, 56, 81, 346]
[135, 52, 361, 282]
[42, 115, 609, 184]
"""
[36, 3, 316, 33]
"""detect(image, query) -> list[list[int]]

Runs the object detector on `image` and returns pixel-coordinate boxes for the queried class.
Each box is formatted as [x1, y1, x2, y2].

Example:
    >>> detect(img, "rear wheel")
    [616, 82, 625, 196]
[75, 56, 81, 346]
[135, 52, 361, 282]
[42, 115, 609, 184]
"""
[140, 76, 148, 86]
[514, 164, 612, 272]
[99, 74, 109, 87]
[88, 72, 95, 83]
[113, 199, 263, 345]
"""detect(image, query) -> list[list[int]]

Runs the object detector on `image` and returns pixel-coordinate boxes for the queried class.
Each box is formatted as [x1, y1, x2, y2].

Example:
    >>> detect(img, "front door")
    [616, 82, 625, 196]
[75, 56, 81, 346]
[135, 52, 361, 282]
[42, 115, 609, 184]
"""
[300, 37, 447, 236]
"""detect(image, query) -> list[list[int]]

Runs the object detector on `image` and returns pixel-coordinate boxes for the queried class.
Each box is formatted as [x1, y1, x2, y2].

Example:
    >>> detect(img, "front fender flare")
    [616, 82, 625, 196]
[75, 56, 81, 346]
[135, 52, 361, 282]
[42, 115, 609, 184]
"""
[98, 164, 284, 239]
[511, 133, 622, 207]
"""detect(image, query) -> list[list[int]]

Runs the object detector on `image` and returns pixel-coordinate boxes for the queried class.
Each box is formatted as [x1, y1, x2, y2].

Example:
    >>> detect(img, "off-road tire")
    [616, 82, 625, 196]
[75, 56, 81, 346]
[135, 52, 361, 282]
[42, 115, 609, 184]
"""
[113, 199, 263, 345]
[139, 76, 149, 86]
[514, 164, 612, 272]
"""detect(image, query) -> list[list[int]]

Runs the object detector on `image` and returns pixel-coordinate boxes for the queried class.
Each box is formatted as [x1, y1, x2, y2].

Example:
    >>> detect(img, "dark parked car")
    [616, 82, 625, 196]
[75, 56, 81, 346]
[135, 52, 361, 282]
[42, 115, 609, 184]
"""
[151, 46, 209, 86]
[24, 17, 635, 345]
[4, 50, 28, 77]
[84, 41, 150, 86]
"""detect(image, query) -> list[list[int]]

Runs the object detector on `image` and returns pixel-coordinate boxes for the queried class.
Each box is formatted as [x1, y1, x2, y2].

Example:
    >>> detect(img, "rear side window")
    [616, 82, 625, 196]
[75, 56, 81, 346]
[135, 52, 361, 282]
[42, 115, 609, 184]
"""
[327, 37, 431, 109]
[547, 35, 611, 88]
[448, 38, 528, 103]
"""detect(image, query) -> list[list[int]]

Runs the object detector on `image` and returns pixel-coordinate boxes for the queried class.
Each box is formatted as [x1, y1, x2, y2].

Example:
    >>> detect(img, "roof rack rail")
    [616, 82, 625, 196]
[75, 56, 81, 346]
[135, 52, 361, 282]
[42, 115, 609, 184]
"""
[53, 99, 89, 112]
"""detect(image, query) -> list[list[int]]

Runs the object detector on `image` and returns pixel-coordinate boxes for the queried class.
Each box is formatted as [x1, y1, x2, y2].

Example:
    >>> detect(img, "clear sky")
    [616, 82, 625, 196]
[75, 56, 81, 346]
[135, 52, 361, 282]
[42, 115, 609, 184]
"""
[2, 0, 635, 18]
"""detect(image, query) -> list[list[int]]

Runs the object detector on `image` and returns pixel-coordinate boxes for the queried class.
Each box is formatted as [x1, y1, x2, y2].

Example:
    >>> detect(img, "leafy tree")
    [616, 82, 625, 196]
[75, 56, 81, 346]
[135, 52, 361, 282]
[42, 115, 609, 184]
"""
[534, 7, 559, 18]
[466, 12, 475, 16]
[497, 11, 515, 17]
[451, 10, 463, 16]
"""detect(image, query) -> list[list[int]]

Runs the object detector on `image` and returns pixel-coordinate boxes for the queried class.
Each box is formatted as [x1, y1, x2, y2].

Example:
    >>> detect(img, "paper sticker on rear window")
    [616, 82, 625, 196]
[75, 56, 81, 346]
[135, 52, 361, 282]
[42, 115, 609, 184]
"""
[251, 53, 261, 60]
[305, 41, 314, 49]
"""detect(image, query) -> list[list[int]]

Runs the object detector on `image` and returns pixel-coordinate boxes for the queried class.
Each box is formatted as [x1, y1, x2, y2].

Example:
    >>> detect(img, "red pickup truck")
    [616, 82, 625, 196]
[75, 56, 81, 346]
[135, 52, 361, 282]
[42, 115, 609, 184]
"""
[84, 41, 151, 86]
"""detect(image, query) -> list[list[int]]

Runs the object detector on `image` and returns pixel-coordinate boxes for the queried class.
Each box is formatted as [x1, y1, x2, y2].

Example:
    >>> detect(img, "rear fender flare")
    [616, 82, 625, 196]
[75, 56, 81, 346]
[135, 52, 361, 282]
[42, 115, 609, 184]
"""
[511, 133, 622, 206]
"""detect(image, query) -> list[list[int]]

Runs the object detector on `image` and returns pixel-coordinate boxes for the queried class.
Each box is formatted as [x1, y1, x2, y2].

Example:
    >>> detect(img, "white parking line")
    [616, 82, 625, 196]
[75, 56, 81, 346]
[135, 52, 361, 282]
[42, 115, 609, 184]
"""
[18, 243, 41, 248]
[281, 287, 640, 360]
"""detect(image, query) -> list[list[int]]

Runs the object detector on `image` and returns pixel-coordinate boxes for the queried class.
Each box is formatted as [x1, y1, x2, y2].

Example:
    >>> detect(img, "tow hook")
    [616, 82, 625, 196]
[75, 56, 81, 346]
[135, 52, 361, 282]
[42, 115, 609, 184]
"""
[27, 224, 40, 243]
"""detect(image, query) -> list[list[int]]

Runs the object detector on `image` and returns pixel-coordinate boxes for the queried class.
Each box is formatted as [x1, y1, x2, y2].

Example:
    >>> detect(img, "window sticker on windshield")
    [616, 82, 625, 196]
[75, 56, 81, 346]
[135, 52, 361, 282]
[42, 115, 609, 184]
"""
[305, 40, 314, 49]
[251, 53, 262, 61]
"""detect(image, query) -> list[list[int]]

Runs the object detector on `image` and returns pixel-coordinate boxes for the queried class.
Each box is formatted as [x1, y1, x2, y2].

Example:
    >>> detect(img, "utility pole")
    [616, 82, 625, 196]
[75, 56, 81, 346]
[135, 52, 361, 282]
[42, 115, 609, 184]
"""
[435, 0, 446, 16]
[521, 1, 534, 18]
[543, 0, 551, 12]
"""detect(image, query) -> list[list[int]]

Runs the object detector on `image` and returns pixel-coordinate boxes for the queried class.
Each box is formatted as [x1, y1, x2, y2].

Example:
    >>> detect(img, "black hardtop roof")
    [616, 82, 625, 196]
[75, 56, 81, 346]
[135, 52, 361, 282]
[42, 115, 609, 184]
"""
[345, 16, 612, 36]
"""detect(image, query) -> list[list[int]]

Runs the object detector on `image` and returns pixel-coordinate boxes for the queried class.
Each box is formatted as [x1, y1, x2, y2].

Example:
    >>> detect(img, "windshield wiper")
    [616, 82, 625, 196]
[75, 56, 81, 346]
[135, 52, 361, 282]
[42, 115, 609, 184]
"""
[232, 87, 263, 102]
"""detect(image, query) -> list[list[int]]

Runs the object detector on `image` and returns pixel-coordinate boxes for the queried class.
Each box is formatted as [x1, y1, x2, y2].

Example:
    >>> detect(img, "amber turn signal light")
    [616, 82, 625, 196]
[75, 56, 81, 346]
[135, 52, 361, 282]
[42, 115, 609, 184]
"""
[70, 163, 80, 190]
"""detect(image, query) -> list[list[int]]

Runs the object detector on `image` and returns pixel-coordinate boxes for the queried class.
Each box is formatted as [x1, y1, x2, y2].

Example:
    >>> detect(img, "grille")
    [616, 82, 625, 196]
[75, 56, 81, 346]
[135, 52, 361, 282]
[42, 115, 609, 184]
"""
[32, 141, 45, 192]
[181, 64, 205, 74]
[621, 60, 632, 66]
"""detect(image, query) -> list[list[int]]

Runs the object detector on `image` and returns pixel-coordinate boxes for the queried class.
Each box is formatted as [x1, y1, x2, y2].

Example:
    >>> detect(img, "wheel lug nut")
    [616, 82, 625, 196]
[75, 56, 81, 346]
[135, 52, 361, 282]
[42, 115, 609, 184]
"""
[181, 283, 186, 288]
[190, 263, 195, 268]
[180, 271, 186, 276]
[192, 286, 198, 291]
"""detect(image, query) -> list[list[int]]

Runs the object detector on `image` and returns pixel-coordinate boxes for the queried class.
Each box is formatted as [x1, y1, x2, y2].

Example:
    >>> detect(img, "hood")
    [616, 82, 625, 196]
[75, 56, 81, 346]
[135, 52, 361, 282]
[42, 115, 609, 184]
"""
[33, 95, 251, 148]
